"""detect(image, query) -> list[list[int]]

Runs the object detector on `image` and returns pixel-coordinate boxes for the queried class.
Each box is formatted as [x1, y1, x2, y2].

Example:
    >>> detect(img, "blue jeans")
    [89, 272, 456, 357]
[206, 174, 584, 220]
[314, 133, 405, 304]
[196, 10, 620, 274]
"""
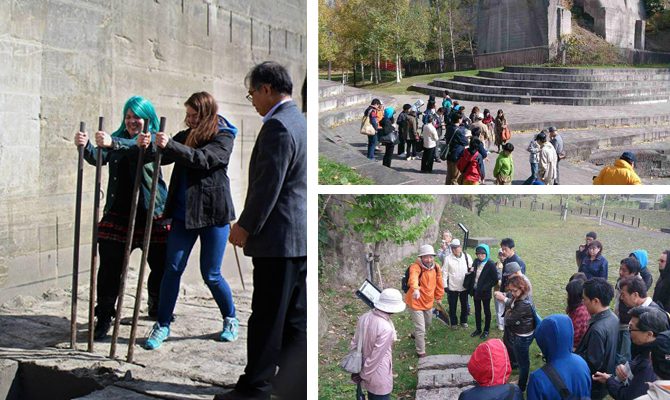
[367, 134, 378, 159]
[523, 162, 538, 185]
[157, 219, 236, 326]
[509, 333, 533, 392]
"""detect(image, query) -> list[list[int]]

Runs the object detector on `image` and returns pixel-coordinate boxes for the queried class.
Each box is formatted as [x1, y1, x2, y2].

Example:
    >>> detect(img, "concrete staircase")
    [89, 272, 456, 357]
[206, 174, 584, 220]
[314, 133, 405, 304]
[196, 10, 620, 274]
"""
[410, 66, 670, 106]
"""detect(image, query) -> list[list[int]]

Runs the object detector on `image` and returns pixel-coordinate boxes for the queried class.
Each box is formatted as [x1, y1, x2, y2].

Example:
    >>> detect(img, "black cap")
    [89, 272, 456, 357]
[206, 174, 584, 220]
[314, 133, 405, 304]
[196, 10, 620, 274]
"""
[536, 132, 547, 142]
[621, 151, 636, 164]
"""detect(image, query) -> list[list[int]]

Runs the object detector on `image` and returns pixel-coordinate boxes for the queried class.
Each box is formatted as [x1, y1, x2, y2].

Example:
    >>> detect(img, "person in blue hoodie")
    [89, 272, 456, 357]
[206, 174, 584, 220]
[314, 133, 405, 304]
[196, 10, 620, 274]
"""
[630, 249, 654, 290]
[144, 91, 239, 349]
[470, 244, 498, 339]
[527, 314, 592, 400]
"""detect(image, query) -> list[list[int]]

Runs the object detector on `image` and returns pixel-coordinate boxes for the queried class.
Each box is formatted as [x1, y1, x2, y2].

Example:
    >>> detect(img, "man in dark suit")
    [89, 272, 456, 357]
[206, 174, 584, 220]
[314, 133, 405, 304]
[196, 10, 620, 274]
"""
[217, 61, 306, 400]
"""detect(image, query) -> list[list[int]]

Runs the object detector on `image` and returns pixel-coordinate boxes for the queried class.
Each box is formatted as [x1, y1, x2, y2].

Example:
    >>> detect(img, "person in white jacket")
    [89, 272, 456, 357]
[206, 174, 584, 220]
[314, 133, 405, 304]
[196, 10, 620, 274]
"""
[444, 238, 473, 328]
[537, 131, 557, 185]
[421, 114, 439, 173]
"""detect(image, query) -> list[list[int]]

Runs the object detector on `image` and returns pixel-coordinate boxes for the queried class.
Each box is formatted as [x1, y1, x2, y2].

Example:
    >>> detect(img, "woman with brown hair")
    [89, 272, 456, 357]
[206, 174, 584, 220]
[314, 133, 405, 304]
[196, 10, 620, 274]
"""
[494, 274, 536, 393]
[494, 109, 508, 153]
[143, 91, 239, 350]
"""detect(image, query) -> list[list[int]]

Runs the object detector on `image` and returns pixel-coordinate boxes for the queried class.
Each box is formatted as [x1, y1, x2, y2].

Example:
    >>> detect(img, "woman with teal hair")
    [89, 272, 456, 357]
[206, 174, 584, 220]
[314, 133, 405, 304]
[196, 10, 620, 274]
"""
[74, 95, 169, 341]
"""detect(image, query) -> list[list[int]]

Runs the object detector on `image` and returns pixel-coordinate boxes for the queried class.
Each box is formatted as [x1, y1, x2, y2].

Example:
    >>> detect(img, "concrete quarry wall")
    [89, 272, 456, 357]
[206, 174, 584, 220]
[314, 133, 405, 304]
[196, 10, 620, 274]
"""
[477, 0, 570, 54]
[0, 0, 306, 303]
[478, 0, 646, 55]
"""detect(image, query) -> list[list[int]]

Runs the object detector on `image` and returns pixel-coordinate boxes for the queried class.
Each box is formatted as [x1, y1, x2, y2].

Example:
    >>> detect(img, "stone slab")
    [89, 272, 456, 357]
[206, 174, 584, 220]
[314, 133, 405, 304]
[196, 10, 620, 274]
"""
[415, 386, 474, 400]
[0, 359, 18, 400]
[74, 386, 158, 399]
[417, 354, 470, 370]
[417, 367, 474, 389]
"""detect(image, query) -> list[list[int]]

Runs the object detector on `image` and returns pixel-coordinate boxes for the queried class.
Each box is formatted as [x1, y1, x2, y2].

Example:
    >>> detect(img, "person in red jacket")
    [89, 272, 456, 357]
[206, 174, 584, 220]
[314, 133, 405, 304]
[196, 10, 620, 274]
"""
[458, 338, 523, 400]
[456, 138, 485, 185]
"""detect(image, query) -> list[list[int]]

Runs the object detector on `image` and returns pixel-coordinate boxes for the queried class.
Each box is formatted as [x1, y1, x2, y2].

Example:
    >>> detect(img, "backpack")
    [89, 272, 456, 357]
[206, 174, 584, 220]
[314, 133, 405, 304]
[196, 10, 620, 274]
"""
[401, 264, 440, 293]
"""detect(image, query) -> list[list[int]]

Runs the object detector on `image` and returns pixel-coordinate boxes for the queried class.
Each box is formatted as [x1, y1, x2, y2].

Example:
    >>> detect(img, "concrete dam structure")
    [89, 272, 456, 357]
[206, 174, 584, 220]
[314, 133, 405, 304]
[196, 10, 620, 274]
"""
[0, 0, 306, 303]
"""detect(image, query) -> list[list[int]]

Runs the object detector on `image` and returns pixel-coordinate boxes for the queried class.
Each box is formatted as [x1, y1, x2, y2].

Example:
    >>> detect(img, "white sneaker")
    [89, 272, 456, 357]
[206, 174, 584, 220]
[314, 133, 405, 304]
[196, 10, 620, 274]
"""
[498, 324, 504, 331]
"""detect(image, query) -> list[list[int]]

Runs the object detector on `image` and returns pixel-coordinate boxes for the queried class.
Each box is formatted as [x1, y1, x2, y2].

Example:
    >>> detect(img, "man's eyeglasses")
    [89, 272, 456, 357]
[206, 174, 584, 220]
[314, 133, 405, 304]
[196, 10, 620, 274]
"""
[246, 87, 258, 102]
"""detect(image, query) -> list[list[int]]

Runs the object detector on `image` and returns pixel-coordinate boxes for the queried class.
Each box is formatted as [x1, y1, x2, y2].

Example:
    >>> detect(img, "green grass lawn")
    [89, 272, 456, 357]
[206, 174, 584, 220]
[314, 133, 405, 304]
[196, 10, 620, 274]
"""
[319, 156, 374, 185]
[319, 200, 670, 399]
[319, 68, 503, 96]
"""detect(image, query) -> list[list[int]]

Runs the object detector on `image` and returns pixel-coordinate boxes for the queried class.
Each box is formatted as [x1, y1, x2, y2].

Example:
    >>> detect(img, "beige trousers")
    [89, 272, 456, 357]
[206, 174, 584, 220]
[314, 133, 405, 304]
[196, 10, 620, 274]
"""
[409, 308, 433, 354]
[446, 161, 461, 185]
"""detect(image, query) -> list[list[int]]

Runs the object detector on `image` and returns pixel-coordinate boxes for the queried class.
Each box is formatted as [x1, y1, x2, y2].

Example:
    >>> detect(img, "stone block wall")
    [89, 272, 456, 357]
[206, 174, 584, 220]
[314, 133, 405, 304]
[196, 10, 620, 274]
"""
[0, 0, 306, 301]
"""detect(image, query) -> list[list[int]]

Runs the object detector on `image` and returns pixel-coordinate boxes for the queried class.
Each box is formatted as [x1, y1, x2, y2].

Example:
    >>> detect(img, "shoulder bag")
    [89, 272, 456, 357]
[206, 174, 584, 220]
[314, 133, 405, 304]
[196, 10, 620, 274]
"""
[340, 322, 366, 374]
[360, 115, 376, 136]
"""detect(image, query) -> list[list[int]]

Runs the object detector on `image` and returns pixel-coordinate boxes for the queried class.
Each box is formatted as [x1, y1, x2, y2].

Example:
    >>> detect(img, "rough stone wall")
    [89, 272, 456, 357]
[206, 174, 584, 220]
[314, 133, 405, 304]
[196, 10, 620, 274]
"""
[320, 195, 450, 288]
[0, 0, 305, 301]
[578, 0, 646, 48]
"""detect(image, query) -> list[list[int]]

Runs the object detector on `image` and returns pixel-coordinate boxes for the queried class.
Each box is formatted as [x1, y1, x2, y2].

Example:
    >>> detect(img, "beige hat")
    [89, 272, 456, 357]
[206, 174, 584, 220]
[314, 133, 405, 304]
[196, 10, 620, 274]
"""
[374, 288, 406, 314]
[450, 238, 462, 247]
[418, 244, 436, 257]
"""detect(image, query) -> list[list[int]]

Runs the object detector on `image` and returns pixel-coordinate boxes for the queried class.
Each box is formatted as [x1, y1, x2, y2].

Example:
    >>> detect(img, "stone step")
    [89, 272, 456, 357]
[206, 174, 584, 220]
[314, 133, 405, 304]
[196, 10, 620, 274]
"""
[453, 75, 669, 90]
[410, 83, 670, 106]
[319, 90, 371, 112]
[318, 80, 345, 98]
[544, 125, 670, 162]
[589, 141, 670, 178]
[319, 94, 396, 128]
[510, 114, 670, 132]
[430, 78, 670, 99]
[503, 66, 670, 76]
[480, 70, 670, 83]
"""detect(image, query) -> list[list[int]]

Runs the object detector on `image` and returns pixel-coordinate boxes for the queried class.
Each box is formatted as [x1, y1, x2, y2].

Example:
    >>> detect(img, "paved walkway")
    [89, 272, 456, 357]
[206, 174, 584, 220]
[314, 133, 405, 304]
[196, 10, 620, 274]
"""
[0, 262, 250, 399]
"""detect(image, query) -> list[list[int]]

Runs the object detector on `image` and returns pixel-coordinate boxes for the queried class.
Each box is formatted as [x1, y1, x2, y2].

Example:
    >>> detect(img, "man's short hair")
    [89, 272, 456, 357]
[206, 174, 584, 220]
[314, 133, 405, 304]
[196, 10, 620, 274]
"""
[402, 103, 412, 111]
[586, 231, 597, 239]
[583, 277, 614, 306]
[620, 276, 648, 298]
[500, 238, 515, 249]
[620, 257, 641, 275]
[629, 306, 670, 335]
[451, 113, 462, 124]
[245, 61, 293, 95]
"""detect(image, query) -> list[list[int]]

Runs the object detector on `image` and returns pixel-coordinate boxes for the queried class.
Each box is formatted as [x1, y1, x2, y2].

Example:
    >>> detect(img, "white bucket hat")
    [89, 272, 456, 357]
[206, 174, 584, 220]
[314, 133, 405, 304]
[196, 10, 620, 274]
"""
[418, 244, 436, 257]
[374, 288, 406, 314]
[450, 238, 462, 247]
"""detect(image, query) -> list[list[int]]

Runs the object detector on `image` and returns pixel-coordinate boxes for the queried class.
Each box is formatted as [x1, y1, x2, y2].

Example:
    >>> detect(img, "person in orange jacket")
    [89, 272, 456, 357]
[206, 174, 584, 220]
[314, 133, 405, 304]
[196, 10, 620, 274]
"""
[405, 244, 444, 358]
[593, 152, 642, 185]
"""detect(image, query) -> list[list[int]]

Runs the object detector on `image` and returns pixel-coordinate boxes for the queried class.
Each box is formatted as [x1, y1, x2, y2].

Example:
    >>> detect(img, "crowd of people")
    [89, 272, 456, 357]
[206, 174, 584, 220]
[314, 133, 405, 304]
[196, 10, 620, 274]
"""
[74, 62, 307, 400]
[361, 91, 644, 185]
[347, 230, 670, 400]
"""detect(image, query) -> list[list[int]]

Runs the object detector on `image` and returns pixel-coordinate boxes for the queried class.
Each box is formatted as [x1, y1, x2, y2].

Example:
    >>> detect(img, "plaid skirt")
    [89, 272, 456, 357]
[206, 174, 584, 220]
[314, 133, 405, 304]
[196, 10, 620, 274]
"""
[98, 211, 170, 248]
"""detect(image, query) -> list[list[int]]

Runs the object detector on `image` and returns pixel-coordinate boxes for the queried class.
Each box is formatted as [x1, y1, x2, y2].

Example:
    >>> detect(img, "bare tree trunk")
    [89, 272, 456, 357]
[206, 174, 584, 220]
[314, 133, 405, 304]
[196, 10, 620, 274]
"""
[436, 1, 445, 72]
[447, 4, 457, 71]
[370, 57, 374, 82]
[328, 61, 332, 80]
[467, 31, 475, 65]
[396, 54, 402, 83]
[376, 49, 381, 83]
[360, 61, 364, 82]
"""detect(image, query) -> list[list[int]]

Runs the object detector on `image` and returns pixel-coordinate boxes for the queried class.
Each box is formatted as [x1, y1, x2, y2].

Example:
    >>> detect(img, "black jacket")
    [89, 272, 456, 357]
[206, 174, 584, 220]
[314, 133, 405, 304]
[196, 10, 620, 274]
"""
[473, 259, 498, 299]
[606, 348, 657, 400]
[653, 266, 670, 311]
[160, 117, 236, 229]
[444, 124, 468, 162]
[575, 309, 619, 400]
[504, 297, 535, 336]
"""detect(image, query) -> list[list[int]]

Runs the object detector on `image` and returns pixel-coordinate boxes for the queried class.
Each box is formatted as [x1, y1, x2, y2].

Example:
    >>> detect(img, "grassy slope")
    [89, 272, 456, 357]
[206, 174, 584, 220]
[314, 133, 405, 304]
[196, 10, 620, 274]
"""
[319, 201, 670, 399]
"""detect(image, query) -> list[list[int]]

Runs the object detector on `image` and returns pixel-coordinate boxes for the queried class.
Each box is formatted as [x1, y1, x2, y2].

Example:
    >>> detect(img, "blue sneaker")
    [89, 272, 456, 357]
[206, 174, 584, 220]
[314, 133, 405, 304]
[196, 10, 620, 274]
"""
[219, 317, 239, 342]
[145, 323, 170, 350]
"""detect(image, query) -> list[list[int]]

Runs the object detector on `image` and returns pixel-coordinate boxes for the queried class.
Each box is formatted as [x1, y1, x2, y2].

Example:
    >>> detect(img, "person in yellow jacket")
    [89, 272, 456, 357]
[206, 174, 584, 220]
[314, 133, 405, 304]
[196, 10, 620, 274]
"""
[405, 244, 444, 358]
[593, 152, 642, 185]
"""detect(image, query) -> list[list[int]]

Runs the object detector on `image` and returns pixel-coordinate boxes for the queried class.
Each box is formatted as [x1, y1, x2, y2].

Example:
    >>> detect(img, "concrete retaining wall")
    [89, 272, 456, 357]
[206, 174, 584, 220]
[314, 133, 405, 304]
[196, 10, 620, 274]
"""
[0, 0, 305, 301]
